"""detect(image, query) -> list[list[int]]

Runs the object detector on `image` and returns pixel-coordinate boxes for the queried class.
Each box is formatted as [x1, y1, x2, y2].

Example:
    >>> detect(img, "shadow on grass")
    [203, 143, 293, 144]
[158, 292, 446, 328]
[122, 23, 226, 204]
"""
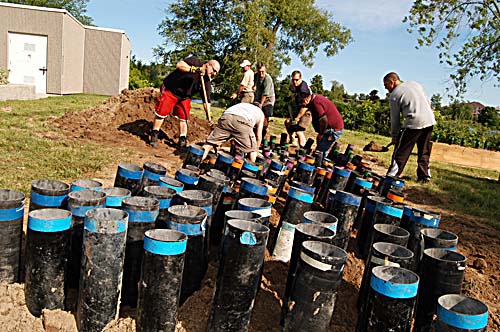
[118, 120, 180, 152]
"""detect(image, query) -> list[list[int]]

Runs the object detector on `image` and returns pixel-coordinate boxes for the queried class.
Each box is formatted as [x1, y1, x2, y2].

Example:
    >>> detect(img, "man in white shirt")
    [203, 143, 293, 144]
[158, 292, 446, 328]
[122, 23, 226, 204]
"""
[383, 72, 437, 183]
[230, 60, 254, 103]
[202, 103, 264, 162]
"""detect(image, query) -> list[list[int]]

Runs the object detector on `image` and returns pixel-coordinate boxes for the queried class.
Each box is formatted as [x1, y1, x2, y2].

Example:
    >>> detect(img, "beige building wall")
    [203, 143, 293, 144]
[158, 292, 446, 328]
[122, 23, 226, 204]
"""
[119, 34, 131, 92]
[0, 4, 64, 94]
[84, 27, 129, 96]
[61, 14, 85, 94]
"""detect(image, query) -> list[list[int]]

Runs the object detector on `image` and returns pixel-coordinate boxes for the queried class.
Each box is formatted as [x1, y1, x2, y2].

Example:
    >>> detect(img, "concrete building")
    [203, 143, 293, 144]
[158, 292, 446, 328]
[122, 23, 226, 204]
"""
[0, 3, 130, 96]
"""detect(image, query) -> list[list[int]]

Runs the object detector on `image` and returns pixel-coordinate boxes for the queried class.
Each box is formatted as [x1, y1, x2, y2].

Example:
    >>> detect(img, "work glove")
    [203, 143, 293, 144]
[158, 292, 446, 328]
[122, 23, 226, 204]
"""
[190, 65, 206, 76]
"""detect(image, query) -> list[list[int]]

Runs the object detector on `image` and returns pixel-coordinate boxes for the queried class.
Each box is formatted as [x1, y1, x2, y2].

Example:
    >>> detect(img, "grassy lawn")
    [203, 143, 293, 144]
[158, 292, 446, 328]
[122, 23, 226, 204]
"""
[0, 94, 124, 193]
[2, 97, 499, 229]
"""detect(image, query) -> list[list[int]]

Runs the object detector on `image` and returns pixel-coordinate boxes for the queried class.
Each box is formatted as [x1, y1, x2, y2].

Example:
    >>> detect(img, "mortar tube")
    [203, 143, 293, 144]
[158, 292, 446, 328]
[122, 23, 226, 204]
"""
[379, 176, 404, 197]
[356, 195, 387, 259]
[281, 224, 335, 325]
[356, 242, 414, 317]
[282, 241, 347, 332]
[198, 174, 230, 250]
[413, 248, 467, 332]
[271, 187, 314, 262]
[66, 189, 106, 291]
[214, 151, 234, 175]
[166, 205, 208, 304]
[353, 188, 379, 231]
[136, 229, 188, 332]
[76, 208, 128, 332]
[215, 209, 263, 251]
[227, 158, 243, 183]
[322, 166, 352, 206]
[293, 161, 315, 185]
[212, 187, 238, 238]
[159, 176, 184, 194]
[356, 266, 419, 332]
[237, 198, 272, 227]
[114, 162, 144, 196]
[143, 186, 176, 229]
[402, 206, 441, 270]
[185, 164, 201, 174]
[351, 177, 374, 197]
[344, 170, 363, 193]
[183, 143, 205, 168]
[386, 188, 405, 203]
[139, 161, 167, 193]
[435, 294, 488, 332]
[312, 167, 327, 195]
[421, 228, 458, 251]
[314, 167, 333, 205]
[121, 196, 160, 308]
[70, 179, 103, 192]
[29, 179, 70, 211]
[175, 168, 200, 190]
[290, 180, 316, 194]
[238, 177, 268, 200]
[302, 211, 338, 233]
[207, 219, 269, 332]
[327, 190, 361, 250]
[242, 159, 260, 178]
[25, 208, 71, 316]
[173, 190, 213, 268]
[102, 187, 131, 208]
[372, 224, 409, 247]
[373, 199, 404, 226]
[0, 189, 25, 284]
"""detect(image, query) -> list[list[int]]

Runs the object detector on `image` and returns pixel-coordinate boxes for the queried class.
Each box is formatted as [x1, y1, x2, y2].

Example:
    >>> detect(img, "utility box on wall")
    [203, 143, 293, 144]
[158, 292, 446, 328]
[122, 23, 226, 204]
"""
[0, 3, 130, 96]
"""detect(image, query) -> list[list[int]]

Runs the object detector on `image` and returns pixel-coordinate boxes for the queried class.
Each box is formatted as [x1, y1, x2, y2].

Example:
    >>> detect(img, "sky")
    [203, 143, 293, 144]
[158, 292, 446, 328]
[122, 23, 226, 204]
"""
[87, 0, 500, 106]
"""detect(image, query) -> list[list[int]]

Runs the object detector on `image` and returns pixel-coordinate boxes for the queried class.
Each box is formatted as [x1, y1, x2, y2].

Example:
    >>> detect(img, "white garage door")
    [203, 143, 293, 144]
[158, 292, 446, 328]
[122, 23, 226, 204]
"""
[8, 32, 48, 94]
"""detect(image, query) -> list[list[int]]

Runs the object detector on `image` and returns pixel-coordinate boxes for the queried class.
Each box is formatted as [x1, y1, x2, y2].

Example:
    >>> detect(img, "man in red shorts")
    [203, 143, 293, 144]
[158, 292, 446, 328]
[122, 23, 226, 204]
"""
[151, 56, 220, 150]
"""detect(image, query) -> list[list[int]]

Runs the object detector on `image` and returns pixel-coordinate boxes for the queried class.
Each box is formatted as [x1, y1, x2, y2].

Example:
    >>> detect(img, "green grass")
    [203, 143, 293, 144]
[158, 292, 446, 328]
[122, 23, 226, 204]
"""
[0, 94, 121, 193]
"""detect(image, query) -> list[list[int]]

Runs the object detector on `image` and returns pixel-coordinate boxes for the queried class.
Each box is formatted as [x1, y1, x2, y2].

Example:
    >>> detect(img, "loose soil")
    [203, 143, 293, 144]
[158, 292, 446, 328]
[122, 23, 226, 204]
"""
[1, 88, 498, 331]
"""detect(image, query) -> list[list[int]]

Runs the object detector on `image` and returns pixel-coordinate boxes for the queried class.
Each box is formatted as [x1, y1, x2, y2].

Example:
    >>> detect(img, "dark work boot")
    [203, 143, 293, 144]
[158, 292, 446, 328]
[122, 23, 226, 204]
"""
[178, 135, 187, 152]
[150, 129, 159, 148]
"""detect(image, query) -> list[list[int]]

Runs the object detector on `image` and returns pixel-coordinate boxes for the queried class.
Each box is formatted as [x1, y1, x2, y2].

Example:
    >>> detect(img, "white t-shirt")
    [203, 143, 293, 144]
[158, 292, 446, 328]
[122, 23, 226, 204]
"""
[240, 69, 255, 93]
[223, 103, 263, 127]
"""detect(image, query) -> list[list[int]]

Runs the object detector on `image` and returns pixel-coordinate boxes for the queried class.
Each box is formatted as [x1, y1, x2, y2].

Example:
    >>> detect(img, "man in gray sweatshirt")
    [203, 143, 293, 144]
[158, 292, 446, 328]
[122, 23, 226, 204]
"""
[383, 72, 436, 183]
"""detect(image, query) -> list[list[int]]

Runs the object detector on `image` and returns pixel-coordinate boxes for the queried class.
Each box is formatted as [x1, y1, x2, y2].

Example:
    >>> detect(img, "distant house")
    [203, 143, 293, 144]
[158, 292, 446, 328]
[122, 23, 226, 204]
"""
[470, 101, 485, 117]
[0, 3, 130, 96]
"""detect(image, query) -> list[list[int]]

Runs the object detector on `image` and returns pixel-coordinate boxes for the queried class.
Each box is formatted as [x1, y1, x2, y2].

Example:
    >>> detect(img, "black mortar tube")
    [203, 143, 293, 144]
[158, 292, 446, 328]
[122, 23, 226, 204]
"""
[114, 162, 144, 195]
[29, 179, 70, 211]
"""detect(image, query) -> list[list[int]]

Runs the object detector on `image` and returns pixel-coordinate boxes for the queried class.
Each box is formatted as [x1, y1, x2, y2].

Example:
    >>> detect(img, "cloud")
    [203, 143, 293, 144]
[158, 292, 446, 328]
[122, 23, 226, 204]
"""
[316, 0, 414, 31]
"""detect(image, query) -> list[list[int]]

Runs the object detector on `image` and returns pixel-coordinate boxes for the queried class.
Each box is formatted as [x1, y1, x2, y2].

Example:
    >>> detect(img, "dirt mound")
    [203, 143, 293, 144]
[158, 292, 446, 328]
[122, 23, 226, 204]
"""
[54, 88, 211, 148]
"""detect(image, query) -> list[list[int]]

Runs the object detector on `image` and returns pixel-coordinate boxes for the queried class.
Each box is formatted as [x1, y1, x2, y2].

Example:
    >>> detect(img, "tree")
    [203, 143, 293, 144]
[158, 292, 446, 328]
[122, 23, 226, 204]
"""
[430, 93, 442, 111]
[369, 89, 380, 102]
[478, 106, 500, 128]
[329, 80, 345, 101]
[404, 1, 500, 97]
[4, 0, 92, 24]
[155, 0, 352, 97]
[310, 74, 325, 94]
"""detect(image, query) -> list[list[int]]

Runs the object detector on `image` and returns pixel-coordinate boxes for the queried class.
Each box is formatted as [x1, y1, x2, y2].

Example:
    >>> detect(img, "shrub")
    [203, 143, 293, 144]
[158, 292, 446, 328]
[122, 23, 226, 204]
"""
[0, 68, 8, 85]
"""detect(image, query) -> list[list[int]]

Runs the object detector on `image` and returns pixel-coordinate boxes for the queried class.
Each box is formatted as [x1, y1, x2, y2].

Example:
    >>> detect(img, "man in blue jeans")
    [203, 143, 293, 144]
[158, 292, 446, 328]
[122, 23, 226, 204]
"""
[299, 91, 344, 156]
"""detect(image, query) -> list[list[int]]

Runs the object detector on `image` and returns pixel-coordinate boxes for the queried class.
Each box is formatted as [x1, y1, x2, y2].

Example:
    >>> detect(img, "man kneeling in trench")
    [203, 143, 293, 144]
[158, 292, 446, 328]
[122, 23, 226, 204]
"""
[201, 102, 264, 162]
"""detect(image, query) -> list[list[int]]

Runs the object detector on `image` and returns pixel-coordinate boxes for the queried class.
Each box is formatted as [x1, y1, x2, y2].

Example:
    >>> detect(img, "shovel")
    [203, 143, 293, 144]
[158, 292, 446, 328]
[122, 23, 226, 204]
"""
[381, 142, 393, 152]
[199, 72, 214, 126]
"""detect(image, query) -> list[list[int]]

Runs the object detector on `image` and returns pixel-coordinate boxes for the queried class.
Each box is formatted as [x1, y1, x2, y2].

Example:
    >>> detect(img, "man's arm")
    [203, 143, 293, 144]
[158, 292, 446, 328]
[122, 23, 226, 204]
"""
[176, 59, 205, 74]
[389, 97, 401, 143]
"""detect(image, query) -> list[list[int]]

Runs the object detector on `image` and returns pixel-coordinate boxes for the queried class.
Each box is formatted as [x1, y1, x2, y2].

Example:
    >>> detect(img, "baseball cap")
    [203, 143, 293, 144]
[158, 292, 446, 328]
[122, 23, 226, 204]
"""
[240, 59, 251, 67]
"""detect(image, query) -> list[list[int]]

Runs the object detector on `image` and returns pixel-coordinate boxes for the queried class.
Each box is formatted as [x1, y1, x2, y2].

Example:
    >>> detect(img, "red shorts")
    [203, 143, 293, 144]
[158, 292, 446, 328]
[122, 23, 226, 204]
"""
[154, 89, 191, 120]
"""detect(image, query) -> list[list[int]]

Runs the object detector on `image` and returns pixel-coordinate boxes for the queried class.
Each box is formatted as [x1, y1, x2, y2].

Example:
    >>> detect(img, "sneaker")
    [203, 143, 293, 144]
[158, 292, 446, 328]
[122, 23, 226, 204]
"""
[178, 136, 187, 152]
[150, 130, 159, 148]
[417, 177, 431, 184]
